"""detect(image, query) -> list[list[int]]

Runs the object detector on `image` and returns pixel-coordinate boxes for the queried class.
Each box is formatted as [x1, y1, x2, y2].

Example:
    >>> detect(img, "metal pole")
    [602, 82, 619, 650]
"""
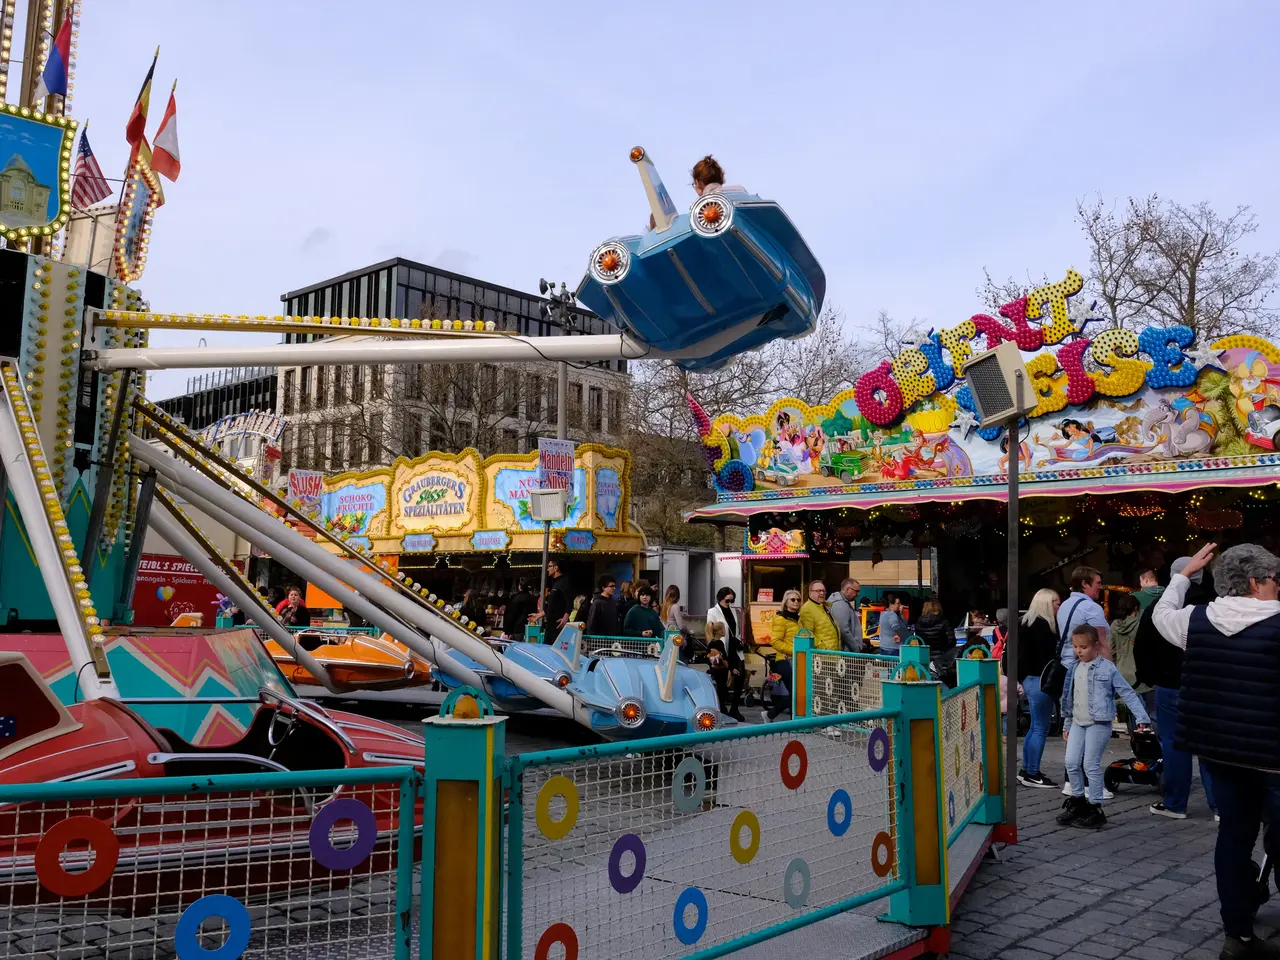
[1004, 369, 1024, 839]
[83, 375, 127, 585]
[116, 469, 156, 612]
[539, 519, 551, 634]
[556, 361, 568, 441]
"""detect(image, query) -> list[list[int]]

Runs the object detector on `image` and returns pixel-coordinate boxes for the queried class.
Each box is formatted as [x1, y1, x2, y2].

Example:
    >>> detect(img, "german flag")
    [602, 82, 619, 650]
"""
[125, 47, 158, 148]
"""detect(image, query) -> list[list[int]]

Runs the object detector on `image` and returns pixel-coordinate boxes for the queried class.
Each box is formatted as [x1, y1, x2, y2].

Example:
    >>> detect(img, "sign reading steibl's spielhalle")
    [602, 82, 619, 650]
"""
[0, 107, 76, 243]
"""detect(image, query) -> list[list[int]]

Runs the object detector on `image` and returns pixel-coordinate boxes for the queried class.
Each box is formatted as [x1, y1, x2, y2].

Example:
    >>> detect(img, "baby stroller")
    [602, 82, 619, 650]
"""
[1103, 727, 1162, 793]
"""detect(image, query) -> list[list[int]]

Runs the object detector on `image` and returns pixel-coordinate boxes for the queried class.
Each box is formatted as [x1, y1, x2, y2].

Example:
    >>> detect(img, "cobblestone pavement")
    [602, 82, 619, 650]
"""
[949, 734, 1277, 960]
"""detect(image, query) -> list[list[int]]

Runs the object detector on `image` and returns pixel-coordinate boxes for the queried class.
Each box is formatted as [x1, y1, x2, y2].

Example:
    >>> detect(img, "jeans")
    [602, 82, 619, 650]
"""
[1021, 676, 1053, 775]
[1203, 761, 1280, 939]
[769, 658, 793, 717]
[1154, 686, 1217, 814]
[1065, 721, 1113, 804]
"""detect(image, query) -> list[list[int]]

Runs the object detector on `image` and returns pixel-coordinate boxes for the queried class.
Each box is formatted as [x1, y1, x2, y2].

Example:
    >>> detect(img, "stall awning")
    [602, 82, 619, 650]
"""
[686, 457, 1280, 524]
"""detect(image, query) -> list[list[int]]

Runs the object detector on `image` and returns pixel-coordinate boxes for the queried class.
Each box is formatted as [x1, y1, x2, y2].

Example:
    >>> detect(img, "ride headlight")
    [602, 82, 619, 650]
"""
[615, 698, 646, 729]
[694, 708, 718, 731]
[589, 241, 631, 284]
[690, 194, 733, 237]
[554, 671, 572, 689]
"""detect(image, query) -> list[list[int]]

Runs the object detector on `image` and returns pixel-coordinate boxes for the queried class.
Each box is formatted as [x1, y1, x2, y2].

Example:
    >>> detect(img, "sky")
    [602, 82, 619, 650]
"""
[50, 0, 1280, 399]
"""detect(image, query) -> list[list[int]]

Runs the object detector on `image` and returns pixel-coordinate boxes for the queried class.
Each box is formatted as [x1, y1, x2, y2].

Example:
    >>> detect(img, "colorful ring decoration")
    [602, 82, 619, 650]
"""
[836, 658, 846, 677]
[954, 743, 961, 779]
[970, 729, 977, 761]
[784, 857, 812, 908]
[535, 923, 579, 960]
[961, 698, 968, 730]
[174, 894, 252, 960]
[867, 728, 890, 773]
[827, 789, 852, 837]
[536, 775, 580, 840]
[34, 817, 120, 898]
[729, 810, 761, 864]
[608, 834, 647, 894]
[672, 756, 707, 813]
[308, 798, 377, 871]
[780, 740, 808, 790]
[947, 791, 956, 827]
[673, 887, 709, 945]
[871, 832, 895, 878]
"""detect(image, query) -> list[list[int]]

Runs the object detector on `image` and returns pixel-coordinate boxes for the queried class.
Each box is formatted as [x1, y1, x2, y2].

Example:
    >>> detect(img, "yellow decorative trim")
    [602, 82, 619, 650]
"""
[1213, 335, 1280, 365]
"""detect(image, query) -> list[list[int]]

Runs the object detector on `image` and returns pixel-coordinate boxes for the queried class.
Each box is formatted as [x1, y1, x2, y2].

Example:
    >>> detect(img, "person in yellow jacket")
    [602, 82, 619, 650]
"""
[798, 580, 840, 651]
[767, 589, 804, 720]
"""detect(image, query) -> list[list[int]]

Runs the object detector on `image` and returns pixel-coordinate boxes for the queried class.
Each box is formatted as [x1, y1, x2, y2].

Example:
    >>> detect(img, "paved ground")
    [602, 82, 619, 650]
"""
[949, 734, 1276, 960]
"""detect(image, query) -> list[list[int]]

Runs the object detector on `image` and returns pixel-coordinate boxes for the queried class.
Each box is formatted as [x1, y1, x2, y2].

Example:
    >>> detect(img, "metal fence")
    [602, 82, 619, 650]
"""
[504, 711, 902, 960]
[0, 767, 419, 960]
[582, 634, 663, 659]
[941, 682, 987, 850]
[808, 651, 899, 715]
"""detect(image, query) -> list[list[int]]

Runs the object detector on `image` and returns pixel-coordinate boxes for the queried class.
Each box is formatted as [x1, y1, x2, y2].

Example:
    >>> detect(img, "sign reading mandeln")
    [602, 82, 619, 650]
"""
[537, 438, 575, 491]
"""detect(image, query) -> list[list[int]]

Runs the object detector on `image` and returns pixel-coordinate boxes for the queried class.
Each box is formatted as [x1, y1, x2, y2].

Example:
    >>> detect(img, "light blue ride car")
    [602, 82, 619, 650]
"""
[432, 624, 722, 740]
[575, 147, 825, 372]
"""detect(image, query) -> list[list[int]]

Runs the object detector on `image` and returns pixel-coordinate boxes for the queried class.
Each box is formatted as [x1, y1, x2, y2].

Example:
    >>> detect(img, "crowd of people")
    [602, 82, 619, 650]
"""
[1002, 548, 1280, 960]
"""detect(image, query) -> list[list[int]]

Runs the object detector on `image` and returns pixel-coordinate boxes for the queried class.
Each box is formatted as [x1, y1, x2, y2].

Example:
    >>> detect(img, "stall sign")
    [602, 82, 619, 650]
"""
[288, 469, 324, 520]
[537, 438, 575, 491]
[132, 554, 227, 627]
[595, 466, 622, 529]
[321, 480, 387, 539]
[562, 530, 596, 552]
[757, 588, 775, 603]
[744, 528, 807, 556]
[493, 465, 585, 531]
[403, 533, 436, 553]
[471, 530, 511, 551]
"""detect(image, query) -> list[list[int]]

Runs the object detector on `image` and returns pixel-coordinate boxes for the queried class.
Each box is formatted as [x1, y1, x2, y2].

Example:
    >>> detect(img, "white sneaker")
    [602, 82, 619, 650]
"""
[1103, 788, 1114, 800]
[1215, 814, 1221, 823]
[1062, 782, 1072, 796]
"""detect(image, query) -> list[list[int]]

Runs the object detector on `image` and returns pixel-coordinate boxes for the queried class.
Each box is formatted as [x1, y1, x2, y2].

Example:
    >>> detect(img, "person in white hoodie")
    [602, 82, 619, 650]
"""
[1153, 542, 1280, 960]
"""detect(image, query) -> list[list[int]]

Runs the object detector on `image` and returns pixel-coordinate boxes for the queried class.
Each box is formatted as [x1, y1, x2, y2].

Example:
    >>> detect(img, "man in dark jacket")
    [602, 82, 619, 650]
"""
[1135, 557, 1216, 821]
[1154, 543, 1280, 959]
[541, 560, 569, 643]
[582, 576, 619, 638]
[503, 580, 537, 639]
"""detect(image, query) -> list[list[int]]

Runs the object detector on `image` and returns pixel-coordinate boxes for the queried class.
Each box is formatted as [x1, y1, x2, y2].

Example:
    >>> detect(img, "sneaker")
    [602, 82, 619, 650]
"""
[1150, 802, 1188, 820]
[1062, 781, 1073, 796]
[1103, 788, 1115, 800]
[1018, 770, 1057, 788]
[1056, 796, 1087, 825]
[1071, 802, 1108, 829]
[1216, 814, 1222, 823]
[1221, 935, 1280, 958]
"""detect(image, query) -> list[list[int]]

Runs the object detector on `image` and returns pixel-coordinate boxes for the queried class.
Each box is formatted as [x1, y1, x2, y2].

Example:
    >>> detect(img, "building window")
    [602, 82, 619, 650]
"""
[281, 426, 294, 472]
[452, 367, 474, 409]
[589, 386, 603, 431]
[347, 416, 361, 466]
[316, 367, 328, 408]
[371, 364, 385, 396]
[569, 382, 583, 429]
[501, 427, 519, 452]
[330, 422, 345, 469]
[546, 378, 558, 426]
[429, 417, 445, 451]
[503, 373, 520, 418]
[351, 365, 365, 401]
[312, 425, 326, 468]
[282, 369, 295, 415]
[527, 374, 543, 420]
[333, 367, 347, 405]
[300, 367, 312, 412]
[609, 390, 624, 433]
[368, 413, 383, 462]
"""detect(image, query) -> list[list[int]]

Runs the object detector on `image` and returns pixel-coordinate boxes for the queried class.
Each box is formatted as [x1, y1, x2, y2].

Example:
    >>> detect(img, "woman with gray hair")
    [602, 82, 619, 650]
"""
[1152, 542, 1280, 958]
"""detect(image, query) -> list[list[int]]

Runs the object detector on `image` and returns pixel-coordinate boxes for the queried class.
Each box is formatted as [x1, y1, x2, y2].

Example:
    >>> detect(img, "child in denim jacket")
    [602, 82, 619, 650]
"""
[1057, 623, 1152, 829]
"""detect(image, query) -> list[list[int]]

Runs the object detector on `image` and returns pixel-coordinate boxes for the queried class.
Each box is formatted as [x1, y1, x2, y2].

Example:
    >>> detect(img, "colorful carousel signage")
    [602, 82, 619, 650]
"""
[689, 266, 1280, 513]
[0, 107, 76, 243]
[113, 153, 160, 282]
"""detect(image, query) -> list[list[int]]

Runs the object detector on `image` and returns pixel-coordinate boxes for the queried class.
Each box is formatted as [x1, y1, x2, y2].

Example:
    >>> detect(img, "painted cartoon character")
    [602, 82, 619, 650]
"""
[1229, 351, 1280, 426]
[1141, 397, 1217, 458]
[1035, 419, 1105, 461]
[998, 433, 1033, 473]
[881, 433, 951, 479]
[716, 422, 767, 467]
[805, 425, 826, 473]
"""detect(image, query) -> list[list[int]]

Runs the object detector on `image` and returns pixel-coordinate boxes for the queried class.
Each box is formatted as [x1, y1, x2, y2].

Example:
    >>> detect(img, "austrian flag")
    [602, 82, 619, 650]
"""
[151, 84, 180, 181]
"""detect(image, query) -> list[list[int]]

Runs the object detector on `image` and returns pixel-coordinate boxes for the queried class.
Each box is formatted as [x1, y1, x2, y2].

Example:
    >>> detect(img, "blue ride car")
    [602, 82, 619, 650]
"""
[432, 624, 722, 740]
[575, 147, 825, 372]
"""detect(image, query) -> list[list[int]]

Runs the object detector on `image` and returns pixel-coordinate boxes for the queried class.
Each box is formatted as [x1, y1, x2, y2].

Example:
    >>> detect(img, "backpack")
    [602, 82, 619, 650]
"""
[1040, 597, 1085, 699]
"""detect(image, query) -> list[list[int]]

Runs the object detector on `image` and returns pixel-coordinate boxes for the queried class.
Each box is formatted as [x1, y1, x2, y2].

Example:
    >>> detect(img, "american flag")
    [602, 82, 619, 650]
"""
[71, 129, 111, 209]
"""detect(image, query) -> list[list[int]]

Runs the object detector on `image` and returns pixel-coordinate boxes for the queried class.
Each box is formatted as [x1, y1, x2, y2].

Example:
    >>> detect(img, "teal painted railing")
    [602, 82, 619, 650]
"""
[0, 765, 421, 960]
[503, 708, 907, 960]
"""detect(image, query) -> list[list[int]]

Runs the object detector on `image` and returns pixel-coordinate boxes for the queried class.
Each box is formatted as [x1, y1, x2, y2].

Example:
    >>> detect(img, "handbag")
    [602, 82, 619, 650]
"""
[1039, 598, 1083, 699]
